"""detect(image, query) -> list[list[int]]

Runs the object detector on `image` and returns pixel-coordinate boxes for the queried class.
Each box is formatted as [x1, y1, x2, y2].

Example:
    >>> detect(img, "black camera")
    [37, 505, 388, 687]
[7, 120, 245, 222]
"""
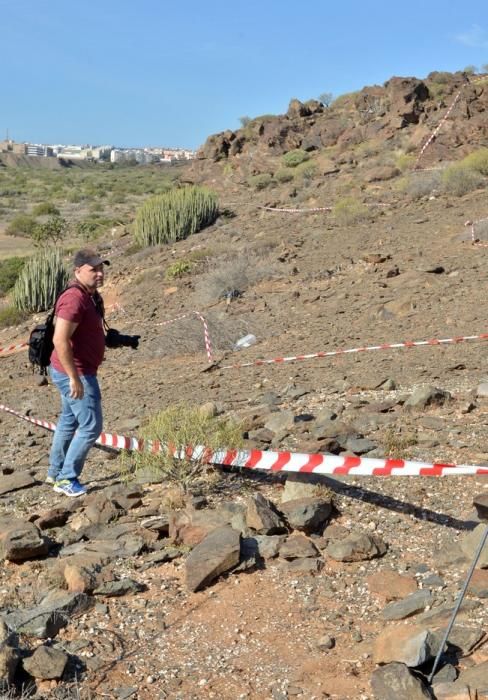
[105, 328, 141, 350]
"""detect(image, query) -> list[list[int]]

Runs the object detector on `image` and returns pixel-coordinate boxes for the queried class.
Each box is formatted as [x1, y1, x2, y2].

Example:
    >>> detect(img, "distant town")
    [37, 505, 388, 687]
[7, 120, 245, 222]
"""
[0, 139, 196, 165]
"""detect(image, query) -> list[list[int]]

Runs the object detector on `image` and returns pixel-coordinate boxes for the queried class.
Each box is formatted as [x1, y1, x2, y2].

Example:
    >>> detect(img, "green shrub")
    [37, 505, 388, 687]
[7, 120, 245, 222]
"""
[441, 165, 484, 196]
[66, 190, 84, 203]
[395, 153, 415, 172]
[461, 148, 488, 175]
[32, 202, 60, 216]
[0, 305, 29, 329]
[274, 168, 294, 183]
[120, 403, 243, 492]
[75, 217, 117, 241]
[13, 247, 69, 312]
[293, 161, 318, 182]
[281, 149, 310, 168]
[403, 171, 442, 199]
[134, 186, 219, 248]
[248, 173, 273, 190]
[332, 196, 371, 225]
[165, 259, 194, 279]
[31, 215, 68, 247]
[6, 214, 37, 237]
[0, 257, 26, 296]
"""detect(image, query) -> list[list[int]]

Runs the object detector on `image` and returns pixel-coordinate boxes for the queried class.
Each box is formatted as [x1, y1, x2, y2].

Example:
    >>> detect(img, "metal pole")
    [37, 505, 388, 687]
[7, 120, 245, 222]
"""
[428, 524, 488, 684]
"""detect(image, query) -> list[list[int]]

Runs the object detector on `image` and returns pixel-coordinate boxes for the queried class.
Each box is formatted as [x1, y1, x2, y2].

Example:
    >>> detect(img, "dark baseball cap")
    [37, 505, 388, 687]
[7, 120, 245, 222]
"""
[73, 248, 110, 268]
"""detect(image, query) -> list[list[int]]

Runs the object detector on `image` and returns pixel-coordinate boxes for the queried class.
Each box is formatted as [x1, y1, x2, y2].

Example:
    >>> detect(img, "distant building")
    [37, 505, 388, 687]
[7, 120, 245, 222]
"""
[12, 142, 28, 155]
[26, 143, 53, 157]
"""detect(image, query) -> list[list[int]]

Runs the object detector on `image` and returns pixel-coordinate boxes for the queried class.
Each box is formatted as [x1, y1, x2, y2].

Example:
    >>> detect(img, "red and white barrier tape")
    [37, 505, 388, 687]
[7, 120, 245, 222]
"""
[220, 333, 488, 370]
[464, 217, 488, 246]
[0, 341, 29, 356]
[259, 205, 332, 213]
[1, 402, 488, 477]
[414, 88, 463, 169]
[151, 311, 213, 362]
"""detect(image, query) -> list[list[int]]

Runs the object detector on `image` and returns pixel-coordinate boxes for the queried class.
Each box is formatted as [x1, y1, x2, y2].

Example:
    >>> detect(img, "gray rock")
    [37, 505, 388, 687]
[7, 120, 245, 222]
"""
[460, 524, 488, 568]
[416, 599, 481, 625]
[140, 514, 170, 535]
[253, 535, 286, 559]
[280, 557, 324, 574]
[441, 626, 485, 655]
[423, 574, 445, 588]
[282, 474, 331, 502]
[114, 687, 138, 699]
[315, 408, 338, 423]
[264, 411, 294, 434]
[246, 493, 287, 534]
[327, 531, 387, 562]
[432, 542, 467, 569]
[345, 436, 377, 454]
[317, 635, 335, 650]
[36, 506, 72, 530]
[312, 419, 349, 440]
[279, 534, 319, 560]
[185, 526, 241, 592]
[217, 501, 249, 534]
[139, 547, 182, 570]
[431, 663, 457, 685]
[381, 590, 432, 620]
[476, 381, 488, 398]
[22, 645, 68, 679]
[279, 497, 332, 534]
[93, 578, 146, 597]
[0, 471, 36, 496]
[0, 518, 48, 562]
[473, 493, 488, 521]
[370, 662, 432, 699]
[404, 385, 451, 411]
[374, 625, 436, 666]
[285, 385, 310, 400]
[3, 591, 91, 638]
[456, 660, 488, 692]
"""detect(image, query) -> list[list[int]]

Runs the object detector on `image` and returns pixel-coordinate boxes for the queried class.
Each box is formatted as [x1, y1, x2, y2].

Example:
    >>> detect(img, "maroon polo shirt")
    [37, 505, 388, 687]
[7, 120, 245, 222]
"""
[50, 285, 105, 376]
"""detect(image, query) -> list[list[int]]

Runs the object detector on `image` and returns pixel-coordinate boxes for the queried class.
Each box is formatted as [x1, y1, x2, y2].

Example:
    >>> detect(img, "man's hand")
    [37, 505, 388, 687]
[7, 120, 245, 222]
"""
[69, 376, 84, 399]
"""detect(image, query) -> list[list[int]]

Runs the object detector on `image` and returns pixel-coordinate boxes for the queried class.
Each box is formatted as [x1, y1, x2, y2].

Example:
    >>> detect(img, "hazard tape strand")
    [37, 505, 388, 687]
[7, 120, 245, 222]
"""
[219, 332, 488, 370]
[1, 402, 487, 477]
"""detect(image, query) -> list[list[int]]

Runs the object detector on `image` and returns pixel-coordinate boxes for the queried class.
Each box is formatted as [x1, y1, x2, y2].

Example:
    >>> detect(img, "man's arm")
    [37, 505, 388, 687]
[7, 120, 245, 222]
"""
[53, 318, 84, 399]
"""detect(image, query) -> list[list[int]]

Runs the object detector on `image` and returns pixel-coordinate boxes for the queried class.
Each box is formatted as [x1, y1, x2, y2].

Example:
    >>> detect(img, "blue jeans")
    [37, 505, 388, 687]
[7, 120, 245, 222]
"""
[49, 367, 103, 482]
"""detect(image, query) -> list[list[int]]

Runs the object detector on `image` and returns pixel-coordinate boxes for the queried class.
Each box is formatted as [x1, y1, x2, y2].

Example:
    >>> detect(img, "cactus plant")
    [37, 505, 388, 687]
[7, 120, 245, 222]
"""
[134, 186, 219, 248]
[12, 247, 69, 312]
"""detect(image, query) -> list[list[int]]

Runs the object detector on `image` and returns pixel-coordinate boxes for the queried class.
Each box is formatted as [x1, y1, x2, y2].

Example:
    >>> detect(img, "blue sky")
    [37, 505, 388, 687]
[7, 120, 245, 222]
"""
[2, 0, 488, 150]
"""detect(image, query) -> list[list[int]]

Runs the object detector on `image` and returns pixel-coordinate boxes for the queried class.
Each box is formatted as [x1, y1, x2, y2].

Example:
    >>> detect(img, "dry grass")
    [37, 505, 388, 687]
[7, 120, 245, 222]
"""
[120, 403, 243, 493]
[148, 310, 250, 357]
[195, 254, 278, 304]
[381, 426, 417, 459]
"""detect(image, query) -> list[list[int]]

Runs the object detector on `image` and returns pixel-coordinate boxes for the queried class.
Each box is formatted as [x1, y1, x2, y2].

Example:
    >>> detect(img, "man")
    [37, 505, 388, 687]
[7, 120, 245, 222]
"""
[47, 248, 109, 497]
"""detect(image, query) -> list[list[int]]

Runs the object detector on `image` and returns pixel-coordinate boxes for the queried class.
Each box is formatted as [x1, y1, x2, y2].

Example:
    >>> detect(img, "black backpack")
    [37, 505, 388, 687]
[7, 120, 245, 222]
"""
[28, 284, 105, 375]
[28, 310, 57, 375]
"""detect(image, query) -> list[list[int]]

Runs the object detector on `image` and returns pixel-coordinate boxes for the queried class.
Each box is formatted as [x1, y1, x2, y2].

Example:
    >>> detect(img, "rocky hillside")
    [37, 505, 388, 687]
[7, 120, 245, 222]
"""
[196, 71, 488, 170]
[1, 70, 488, 699]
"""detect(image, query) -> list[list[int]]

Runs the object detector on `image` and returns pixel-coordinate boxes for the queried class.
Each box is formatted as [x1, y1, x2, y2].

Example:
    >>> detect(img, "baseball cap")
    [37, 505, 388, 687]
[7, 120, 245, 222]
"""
[73, 248, 110, 268]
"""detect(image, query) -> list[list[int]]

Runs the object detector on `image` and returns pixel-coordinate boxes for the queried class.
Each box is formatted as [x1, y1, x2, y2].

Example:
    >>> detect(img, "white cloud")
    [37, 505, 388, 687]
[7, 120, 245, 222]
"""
[455, 24, 488, 49]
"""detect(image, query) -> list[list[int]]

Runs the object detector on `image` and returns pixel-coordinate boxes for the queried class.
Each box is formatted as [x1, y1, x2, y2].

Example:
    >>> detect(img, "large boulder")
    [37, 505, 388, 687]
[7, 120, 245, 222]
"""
[0, 517, 48, 562]
[384, 77, 430, 127]
[185, 526, 241, 592]
[371, 662, 432, 699]
[23, 645, 68, 680]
